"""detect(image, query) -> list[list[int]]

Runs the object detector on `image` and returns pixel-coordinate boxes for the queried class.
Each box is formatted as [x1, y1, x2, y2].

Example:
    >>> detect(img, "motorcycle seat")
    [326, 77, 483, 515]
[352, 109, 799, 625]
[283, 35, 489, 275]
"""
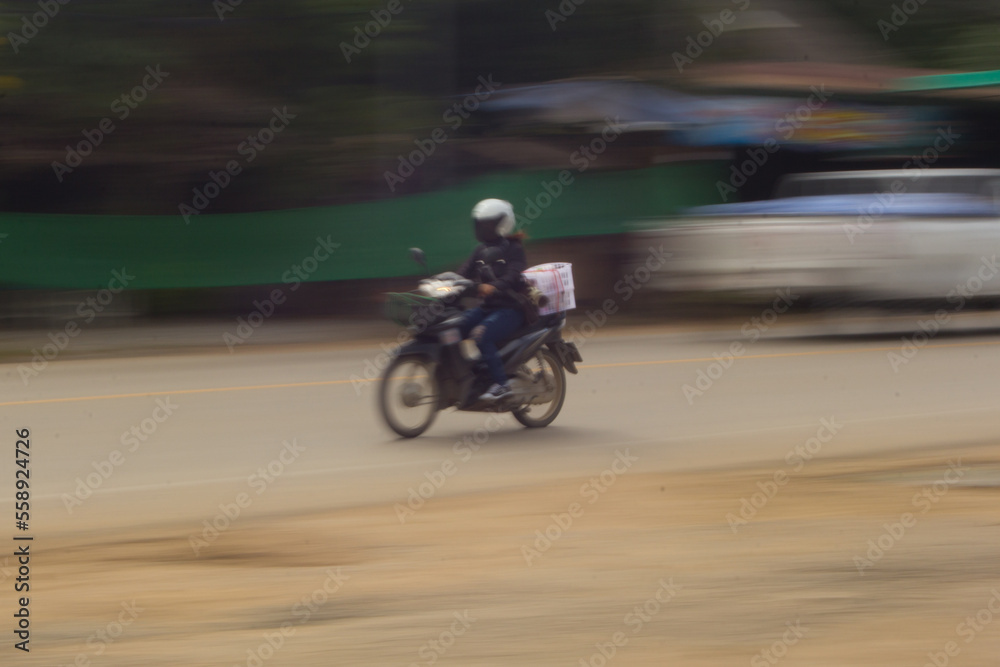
[501, 312, 565, 345]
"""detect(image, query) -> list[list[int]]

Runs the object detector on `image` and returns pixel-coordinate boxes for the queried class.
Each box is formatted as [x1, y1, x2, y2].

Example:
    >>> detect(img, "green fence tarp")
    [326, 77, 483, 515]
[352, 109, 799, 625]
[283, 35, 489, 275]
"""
[1, 163, 725, 289]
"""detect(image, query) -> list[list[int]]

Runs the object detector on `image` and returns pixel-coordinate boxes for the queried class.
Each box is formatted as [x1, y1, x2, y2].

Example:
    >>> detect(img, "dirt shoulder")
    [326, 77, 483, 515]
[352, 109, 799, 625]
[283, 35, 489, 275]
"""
[19, 441, 1000, 666]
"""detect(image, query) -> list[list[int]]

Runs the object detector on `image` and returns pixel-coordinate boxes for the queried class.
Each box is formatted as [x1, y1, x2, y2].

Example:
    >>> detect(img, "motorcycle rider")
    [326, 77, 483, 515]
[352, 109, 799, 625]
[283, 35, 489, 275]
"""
[458, 199, 528, 402]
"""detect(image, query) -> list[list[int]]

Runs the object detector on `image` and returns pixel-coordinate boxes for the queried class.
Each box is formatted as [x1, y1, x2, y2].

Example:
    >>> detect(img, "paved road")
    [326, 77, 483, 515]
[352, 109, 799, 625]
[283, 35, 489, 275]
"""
[4, 315, 1000, 666]
[4, 312, 1000, 534]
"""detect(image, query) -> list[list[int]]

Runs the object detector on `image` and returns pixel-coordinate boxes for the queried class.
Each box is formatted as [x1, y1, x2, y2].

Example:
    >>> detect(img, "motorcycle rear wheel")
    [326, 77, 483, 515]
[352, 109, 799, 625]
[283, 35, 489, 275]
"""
[512, 349, 566, 428]
[379, 356, 439, 438]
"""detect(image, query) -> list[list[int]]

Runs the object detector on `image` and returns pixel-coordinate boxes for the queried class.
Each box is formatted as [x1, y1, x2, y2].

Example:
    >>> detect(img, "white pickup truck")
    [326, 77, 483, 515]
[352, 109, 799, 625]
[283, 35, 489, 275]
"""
[632, 169, 1000, 302]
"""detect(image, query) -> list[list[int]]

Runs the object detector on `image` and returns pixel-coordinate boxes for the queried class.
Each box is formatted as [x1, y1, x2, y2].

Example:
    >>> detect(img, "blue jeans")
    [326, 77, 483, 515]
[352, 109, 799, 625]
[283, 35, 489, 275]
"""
[459, 307, 525, 386]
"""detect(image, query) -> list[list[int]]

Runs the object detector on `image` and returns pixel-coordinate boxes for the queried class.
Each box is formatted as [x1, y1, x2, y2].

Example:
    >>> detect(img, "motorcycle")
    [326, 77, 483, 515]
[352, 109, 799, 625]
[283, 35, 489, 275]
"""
[378, 248, 583, 438]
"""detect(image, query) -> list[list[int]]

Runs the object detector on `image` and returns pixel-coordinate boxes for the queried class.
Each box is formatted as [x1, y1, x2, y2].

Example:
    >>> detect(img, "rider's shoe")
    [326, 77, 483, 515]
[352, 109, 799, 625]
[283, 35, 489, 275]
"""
[479, 383, 512, 402]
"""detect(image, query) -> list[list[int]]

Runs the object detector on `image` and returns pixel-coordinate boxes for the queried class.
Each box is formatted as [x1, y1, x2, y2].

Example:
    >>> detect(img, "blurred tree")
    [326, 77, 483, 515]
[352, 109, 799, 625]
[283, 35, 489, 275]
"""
[0, 0, 993, 214]
[820, 0, 1000, 69]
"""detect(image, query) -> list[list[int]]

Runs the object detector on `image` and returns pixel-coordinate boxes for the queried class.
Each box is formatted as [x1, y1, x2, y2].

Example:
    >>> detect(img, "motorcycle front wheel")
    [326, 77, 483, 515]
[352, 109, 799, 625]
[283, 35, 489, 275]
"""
[379, 355, 439, 438]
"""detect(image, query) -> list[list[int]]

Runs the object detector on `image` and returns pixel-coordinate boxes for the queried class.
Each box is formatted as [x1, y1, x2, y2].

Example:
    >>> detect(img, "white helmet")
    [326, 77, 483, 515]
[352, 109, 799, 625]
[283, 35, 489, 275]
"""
[472, 198, 516, 243]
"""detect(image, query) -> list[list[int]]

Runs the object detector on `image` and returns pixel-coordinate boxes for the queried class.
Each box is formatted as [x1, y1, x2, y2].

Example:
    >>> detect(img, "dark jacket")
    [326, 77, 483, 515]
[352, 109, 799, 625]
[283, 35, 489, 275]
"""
[458, 237, 528, 310]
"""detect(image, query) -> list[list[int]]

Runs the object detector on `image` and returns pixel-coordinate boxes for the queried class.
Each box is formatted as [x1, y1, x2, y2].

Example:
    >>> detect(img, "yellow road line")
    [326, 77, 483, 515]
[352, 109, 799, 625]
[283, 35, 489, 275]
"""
[581, 339, 1000, 369]
[0, 379, 356, 408]
[5, 338, 1000, 408]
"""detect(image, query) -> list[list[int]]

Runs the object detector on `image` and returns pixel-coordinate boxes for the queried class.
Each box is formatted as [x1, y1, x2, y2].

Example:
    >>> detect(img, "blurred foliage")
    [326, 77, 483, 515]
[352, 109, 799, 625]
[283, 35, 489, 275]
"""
[0, 0, 664, 214]
[819, 0, 1000, 69]
[0, 0, 994, 215]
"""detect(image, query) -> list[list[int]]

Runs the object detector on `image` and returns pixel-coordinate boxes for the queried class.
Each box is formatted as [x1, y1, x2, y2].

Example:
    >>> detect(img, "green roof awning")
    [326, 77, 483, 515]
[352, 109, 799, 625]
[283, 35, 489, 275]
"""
[893, 69, 1000, 92]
